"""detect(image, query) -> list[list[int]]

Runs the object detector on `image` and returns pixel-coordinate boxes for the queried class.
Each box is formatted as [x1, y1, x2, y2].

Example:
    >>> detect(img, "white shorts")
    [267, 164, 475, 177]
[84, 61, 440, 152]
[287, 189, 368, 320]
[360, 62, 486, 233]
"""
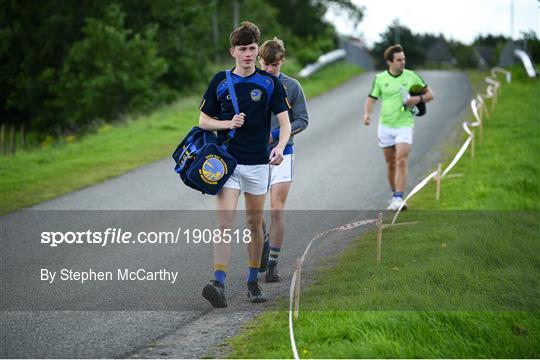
[270, 154, 294, 186]
[223, 164, 270, 195]
[378, 125, 414, 148]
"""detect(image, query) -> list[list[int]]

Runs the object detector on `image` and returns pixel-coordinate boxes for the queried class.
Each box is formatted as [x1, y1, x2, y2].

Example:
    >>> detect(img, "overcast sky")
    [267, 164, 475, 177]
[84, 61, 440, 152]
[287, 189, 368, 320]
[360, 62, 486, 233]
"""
[326, 0, 539, 46]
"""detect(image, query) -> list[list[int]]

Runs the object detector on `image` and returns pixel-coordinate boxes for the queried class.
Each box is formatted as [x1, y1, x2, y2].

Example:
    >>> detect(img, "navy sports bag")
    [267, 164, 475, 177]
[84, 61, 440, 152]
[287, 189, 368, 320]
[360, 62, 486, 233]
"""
[172, 71, 239, 195]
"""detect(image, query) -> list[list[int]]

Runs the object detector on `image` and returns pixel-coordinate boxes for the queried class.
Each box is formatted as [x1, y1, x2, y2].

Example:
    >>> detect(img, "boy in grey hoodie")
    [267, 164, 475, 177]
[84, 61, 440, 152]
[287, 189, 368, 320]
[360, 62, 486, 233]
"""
[258, 37, 309, 282]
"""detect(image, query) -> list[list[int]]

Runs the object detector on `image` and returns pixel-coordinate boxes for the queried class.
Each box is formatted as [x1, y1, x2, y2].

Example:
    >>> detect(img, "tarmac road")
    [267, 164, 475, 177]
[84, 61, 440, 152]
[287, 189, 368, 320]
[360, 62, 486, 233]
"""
[0, 70, 471, 358]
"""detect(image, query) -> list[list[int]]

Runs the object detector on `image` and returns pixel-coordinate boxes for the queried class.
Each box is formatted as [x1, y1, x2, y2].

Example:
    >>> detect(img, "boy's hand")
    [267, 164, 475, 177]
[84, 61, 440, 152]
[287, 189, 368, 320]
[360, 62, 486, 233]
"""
[269, 146, 284, 165]
[229, 113, 245, 129]
[405, 96, 421, 108]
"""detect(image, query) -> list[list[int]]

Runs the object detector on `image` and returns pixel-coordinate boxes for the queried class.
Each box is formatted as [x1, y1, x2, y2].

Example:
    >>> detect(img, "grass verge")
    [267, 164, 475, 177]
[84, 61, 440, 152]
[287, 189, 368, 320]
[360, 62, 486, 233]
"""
[0, 61, 362, 214]
[226, 68, 540, 358]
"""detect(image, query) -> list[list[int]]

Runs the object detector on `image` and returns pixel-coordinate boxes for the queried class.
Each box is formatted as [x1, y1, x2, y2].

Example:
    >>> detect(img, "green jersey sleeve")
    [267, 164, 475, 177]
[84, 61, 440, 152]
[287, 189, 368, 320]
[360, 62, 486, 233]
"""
[411, 71, 427, 89]
[369, 77, 381, 99]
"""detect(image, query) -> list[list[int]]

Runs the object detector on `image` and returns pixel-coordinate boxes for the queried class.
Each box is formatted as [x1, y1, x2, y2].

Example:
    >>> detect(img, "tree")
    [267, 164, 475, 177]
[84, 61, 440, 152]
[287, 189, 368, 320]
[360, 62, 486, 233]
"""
[473, 34, 509, 66]
[260, 0, 363, 65]
[448, 41, 478, 69]
[118, 0, 215, 89]
[48, 4, 171, 132]
[0, 1, 104, 131]
[372, 20, 426, 69]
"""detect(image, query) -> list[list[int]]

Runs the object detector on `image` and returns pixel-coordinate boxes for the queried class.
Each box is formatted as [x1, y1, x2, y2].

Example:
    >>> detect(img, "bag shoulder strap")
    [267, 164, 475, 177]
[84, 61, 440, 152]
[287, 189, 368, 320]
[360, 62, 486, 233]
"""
[225, 70, 240, 140]
[225, 70, 240, 115]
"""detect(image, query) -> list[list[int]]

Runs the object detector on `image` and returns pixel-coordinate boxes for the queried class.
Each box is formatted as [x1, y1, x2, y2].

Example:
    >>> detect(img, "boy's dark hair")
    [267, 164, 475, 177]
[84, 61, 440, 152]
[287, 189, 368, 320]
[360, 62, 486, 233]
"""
[230, 21, 260, 47]
[384, 44, 404, 62]
[259, 37, 286, 64]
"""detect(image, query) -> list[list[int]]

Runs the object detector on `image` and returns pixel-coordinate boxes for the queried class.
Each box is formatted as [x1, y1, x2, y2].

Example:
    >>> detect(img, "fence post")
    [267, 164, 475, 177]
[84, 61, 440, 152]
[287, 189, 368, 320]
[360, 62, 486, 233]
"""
[481, 96, 490, 119]
[477, 100, 484, 145]
[491, 90, 498, 112]
[478, 100, 483, 120]
[436, 163, 442, 201]
[376, 212, 383, 264]
[293, 259, 302, 320]
[471, 133, 475, 159]
[479, 115, 484, 145]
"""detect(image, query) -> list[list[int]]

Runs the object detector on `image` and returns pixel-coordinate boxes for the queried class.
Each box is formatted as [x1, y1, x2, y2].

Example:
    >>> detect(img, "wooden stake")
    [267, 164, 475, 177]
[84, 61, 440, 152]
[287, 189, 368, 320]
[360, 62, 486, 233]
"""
[477, 99, 483, 144]
[482, 99, 490, 119]
[491, 92, 497, 112]
[436, 163, 442, 201]
[376, 212, 383, 264]
[480, 122, 484, 145]
[293, 259, 302, 320]
[471, 133, 475, 159]
[478, 102, 483, 121]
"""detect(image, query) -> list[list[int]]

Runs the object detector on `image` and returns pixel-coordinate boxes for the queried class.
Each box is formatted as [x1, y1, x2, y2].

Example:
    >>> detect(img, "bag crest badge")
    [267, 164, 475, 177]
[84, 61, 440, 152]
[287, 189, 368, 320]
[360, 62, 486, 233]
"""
[200, 155, 228, 184]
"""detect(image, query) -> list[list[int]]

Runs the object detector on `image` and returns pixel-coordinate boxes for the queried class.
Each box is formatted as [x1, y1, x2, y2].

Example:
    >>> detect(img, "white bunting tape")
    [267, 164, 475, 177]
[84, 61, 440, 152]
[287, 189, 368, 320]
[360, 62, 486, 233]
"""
[442, 136, 473, 178]
[391, 170, 438, 225]
[300, 219, 378, 263]
[470, 99, 482, 126]
[289, 270, 300, 359]
[288, 218, 377, 359]
[462, 120, 473, 137]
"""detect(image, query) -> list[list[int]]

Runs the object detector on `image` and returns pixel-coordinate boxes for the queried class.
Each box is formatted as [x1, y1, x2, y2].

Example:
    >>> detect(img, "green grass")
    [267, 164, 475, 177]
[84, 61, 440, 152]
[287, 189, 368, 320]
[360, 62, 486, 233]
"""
[226, 68, 540, 358]
[230, 311, 538, 358]
[0, 97, 199, 213]
[0, 61, 362, 214]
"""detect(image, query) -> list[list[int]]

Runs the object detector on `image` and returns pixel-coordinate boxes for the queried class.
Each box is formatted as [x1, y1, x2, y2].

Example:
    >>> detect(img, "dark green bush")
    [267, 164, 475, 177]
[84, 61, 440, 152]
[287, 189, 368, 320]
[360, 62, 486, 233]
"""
[48, 4, 171, 131]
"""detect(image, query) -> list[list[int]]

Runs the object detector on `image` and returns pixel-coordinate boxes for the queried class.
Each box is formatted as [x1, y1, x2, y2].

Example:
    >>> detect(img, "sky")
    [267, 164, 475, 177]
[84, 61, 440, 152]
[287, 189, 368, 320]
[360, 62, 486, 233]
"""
[326, 0, 539, 46]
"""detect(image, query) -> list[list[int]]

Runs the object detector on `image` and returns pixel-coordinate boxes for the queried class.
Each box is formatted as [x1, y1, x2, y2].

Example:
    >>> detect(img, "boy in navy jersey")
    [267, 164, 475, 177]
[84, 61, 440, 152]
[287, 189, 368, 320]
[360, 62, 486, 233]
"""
[199, 21, 291, 307]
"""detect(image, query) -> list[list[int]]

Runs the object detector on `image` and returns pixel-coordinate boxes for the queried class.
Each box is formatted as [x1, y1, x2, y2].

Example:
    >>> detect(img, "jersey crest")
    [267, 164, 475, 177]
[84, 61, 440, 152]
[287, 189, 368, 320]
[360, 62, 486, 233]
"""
[250, 89, 262, 101]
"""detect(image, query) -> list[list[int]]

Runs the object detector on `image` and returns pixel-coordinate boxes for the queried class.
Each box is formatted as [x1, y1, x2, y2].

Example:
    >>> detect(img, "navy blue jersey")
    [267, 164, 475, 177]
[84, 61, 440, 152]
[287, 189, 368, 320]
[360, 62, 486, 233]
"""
[200, 68, 289, 165]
